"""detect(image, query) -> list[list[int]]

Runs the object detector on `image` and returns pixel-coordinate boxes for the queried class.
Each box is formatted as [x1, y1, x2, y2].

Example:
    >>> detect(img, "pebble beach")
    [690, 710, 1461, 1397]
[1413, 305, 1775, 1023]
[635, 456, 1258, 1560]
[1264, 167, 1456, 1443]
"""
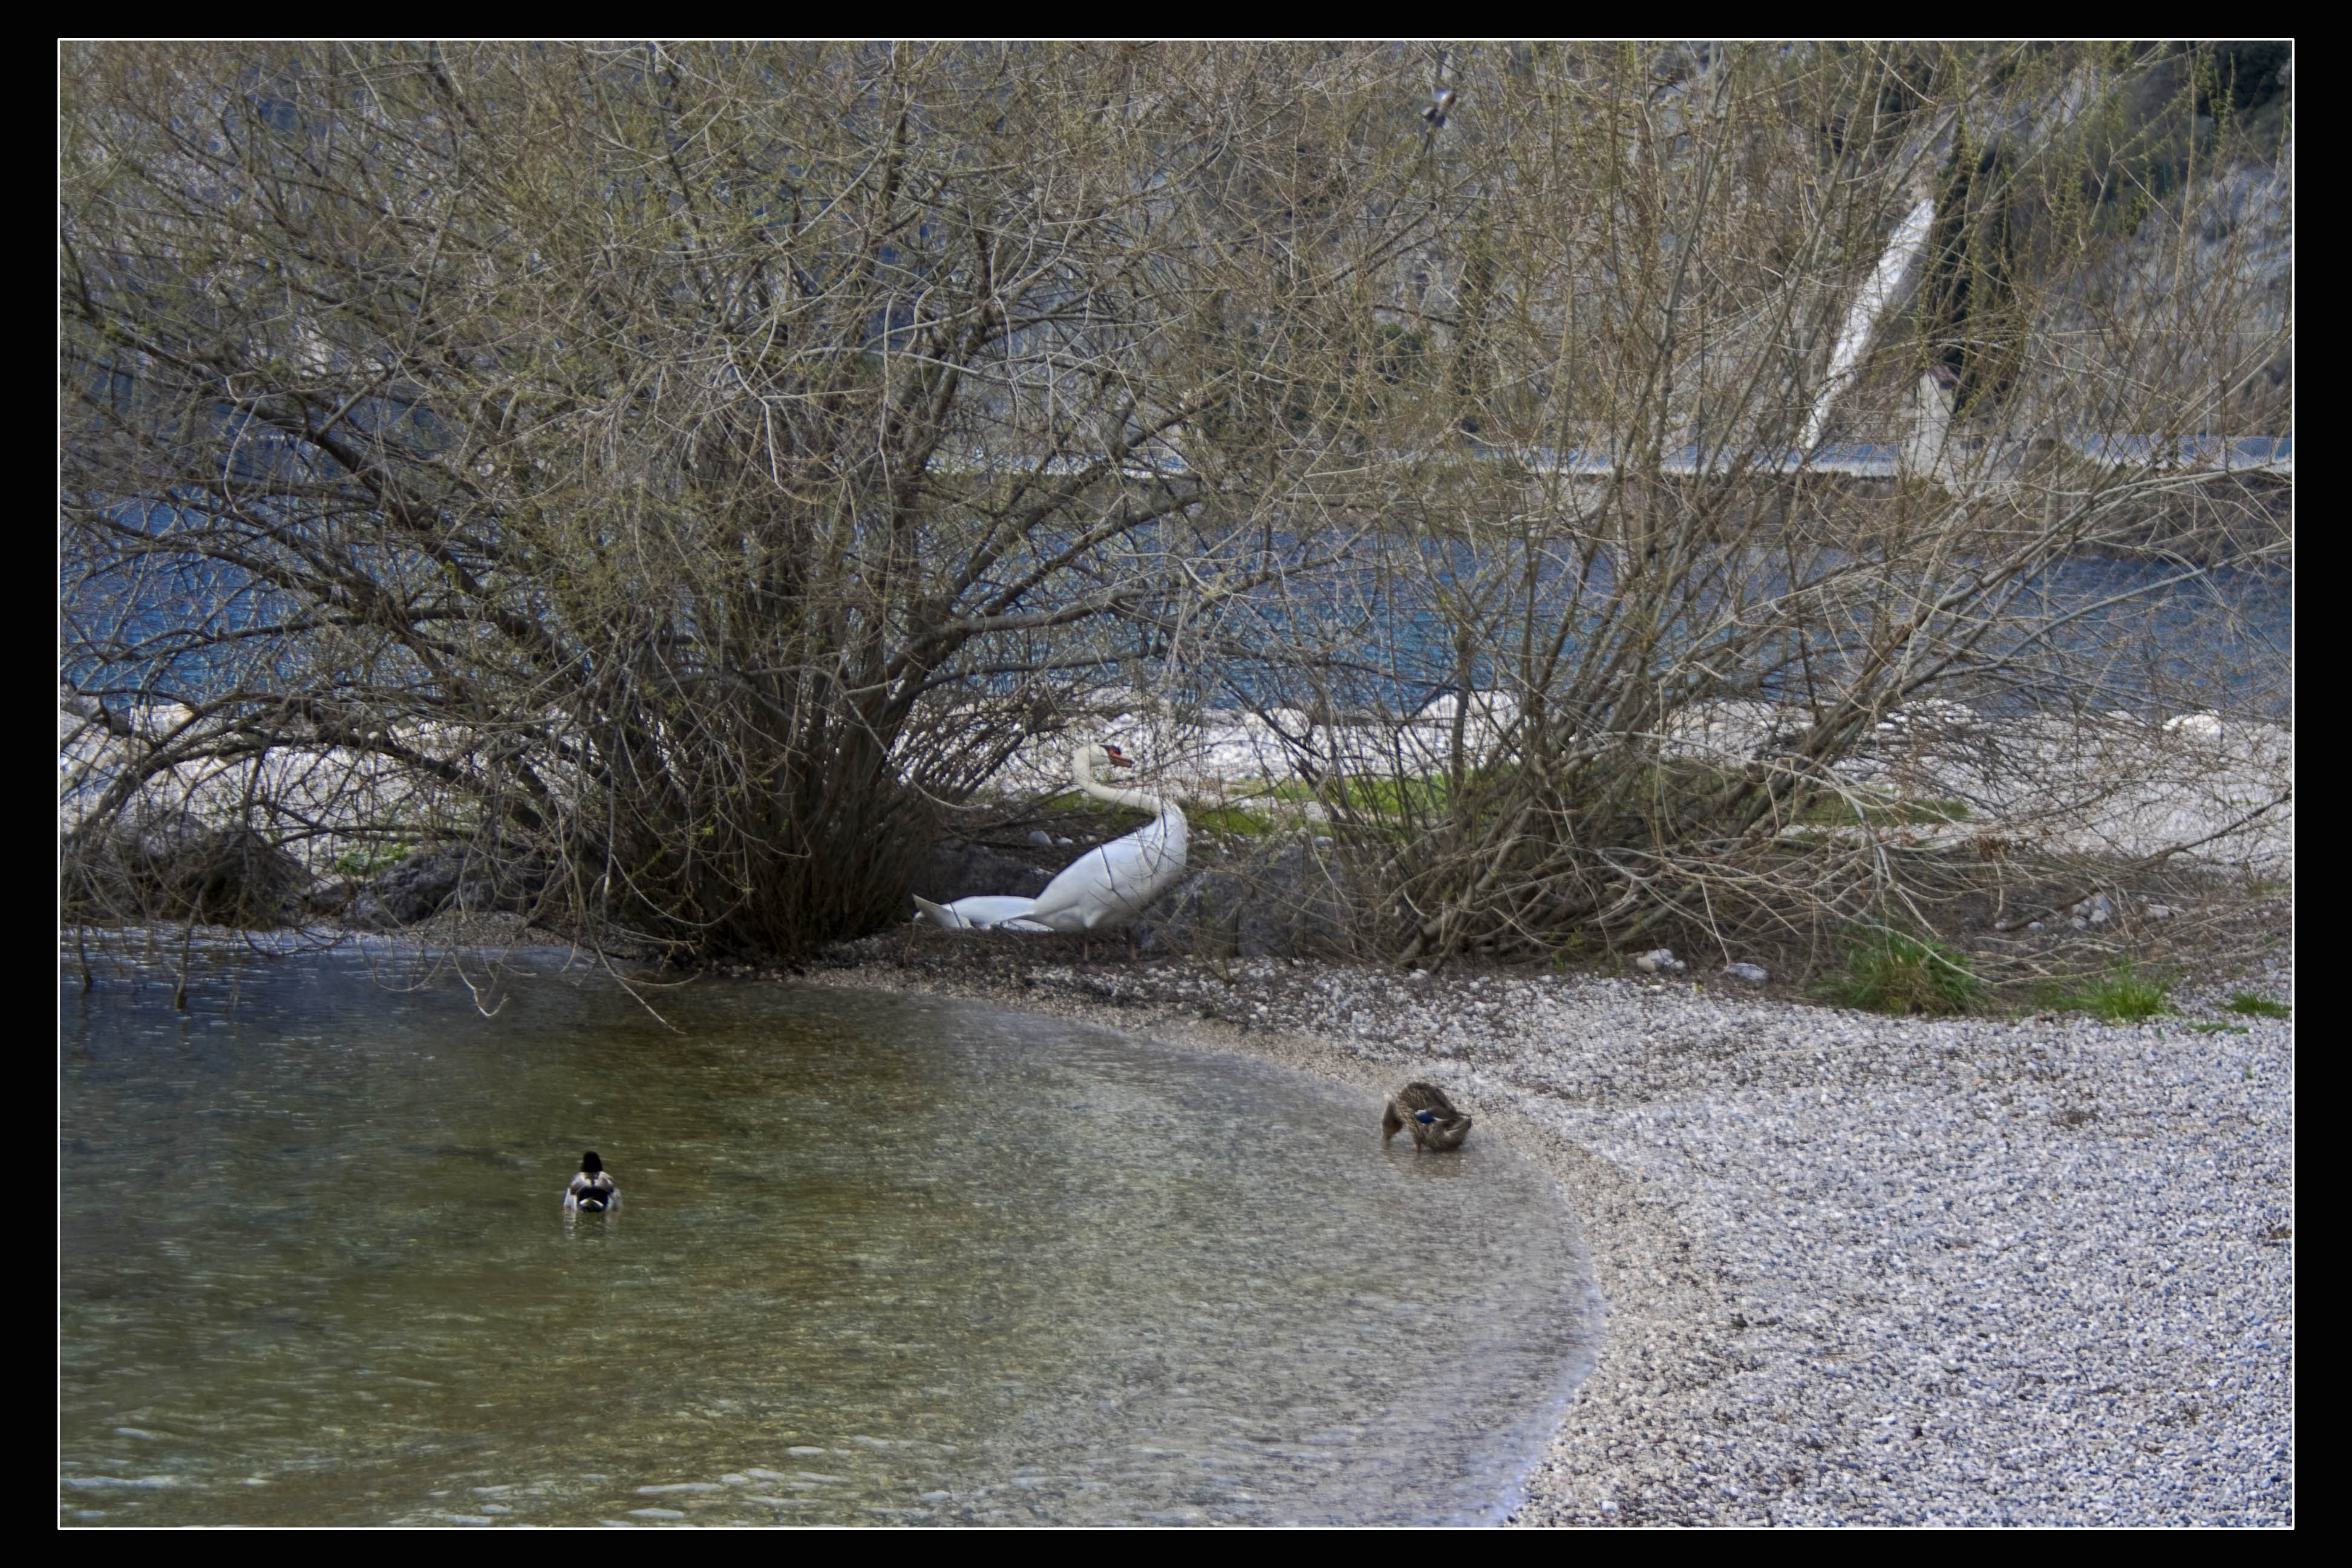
[815, 939, 2294, 1526]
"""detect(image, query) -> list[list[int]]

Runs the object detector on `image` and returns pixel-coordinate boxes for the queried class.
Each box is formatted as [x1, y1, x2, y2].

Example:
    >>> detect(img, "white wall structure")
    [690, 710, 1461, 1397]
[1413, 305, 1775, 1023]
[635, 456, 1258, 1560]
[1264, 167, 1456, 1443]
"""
[1802, 198, 1936, 454]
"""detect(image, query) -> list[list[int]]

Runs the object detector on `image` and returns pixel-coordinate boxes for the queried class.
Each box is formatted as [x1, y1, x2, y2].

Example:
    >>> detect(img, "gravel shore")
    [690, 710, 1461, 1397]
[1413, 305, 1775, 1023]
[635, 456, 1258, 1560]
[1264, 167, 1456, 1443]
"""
[812, 936, 2293, 1526]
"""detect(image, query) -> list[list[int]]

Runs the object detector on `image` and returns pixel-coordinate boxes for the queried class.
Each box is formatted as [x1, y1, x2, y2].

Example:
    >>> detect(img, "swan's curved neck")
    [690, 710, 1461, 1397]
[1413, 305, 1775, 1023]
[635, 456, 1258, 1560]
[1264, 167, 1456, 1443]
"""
[1074, 751, 1166, 817]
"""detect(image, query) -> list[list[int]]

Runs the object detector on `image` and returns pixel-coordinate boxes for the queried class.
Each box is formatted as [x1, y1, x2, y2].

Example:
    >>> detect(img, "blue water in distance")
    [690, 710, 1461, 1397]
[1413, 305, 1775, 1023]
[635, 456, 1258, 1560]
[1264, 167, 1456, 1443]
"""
[64, 505, 2287, 720]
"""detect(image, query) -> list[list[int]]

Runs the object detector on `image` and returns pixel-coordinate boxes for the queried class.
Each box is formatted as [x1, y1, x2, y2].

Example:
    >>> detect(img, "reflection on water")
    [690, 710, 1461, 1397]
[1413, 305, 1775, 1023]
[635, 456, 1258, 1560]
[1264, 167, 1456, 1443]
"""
[61, 944, 1595, 1526]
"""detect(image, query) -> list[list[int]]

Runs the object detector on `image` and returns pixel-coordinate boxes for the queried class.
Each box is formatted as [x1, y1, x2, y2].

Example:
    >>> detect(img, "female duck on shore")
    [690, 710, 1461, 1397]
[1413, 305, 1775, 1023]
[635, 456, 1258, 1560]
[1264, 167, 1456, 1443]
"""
[1382, 1083, 1472, 1153]
[564, 1151, 619, 1214]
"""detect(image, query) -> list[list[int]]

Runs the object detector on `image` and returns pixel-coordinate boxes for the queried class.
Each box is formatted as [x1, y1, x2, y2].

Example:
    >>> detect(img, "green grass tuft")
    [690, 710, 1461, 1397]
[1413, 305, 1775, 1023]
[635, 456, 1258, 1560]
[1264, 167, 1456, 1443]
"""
[1186, 805, 1279, 838]
[1795, 792, 1972, 827]
[332, 841, 413, 877]
[2049, 961, 2174, 1024]
[1812, 928, 1985, 1016]
[2224, 992, 2290, 1018]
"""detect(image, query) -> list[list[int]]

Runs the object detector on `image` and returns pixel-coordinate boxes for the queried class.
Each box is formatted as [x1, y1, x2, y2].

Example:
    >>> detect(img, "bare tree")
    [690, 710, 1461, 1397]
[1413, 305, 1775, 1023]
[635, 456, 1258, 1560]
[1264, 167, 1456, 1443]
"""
[1140, 42, 2289, 973]
[63, 42, 1412, 955]
[64, 42, 2288, 979]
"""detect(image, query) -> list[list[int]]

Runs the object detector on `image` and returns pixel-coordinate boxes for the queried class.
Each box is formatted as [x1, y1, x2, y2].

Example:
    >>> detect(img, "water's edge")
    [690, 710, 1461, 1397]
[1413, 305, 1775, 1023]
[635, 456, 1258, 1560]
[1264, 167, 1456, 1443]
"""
[804, 960, 1613, 1525]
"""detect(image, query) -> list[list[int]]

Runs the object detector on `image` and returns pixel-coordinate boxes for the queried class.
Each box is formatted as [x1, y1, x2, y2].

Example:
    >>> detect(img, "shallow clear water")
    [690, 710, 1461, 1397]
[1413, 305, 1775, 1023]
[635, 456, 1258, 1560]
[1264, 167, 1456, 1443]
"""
[61, 944, 1595, 1526]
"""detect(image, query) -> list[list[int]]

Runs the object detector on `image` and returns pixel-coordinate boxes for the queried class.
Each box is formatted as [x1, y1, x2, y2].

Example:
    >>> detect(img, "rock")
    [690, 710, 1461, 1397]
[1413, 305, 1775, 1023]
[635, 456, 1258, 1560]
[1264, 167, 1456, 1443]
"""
[1633, 948, 1687, 975]
[1722, 962, 1769, 985]
[347, 850, 462, 927]
[2146, 904, 2178, 920]
[2164, 711, 2227, 740]
[347, 844, 548, 928]
[1028, 829, 1053, 847]
[2067, 893, 2113, 926]
[1895, 699, 1978, 736]
[1129, 840, 1350, 959]
[2027, 921, 2046, 933]
[918, 840, 1053, 905]
[64, 823, 309, 928]
[183, 829, 309, 925]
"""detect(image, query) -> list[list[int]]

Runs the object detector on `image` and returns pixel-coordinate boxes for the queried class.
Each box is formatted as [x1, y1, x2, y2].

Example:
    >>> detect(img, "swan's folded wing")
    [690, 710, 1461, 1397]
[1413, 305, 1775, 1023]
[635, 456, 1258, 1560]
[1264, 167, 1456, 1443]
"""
[916, 893, 1047, 931]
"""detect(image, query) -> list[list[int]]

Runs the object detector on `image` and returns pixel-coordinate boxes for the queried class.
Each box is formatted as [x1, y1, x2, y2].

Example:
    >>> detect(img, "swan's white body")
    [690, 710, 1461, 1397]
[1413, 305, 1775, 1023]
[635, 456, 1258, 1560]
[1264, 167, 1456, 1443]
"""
[915, 745, 1188, 935]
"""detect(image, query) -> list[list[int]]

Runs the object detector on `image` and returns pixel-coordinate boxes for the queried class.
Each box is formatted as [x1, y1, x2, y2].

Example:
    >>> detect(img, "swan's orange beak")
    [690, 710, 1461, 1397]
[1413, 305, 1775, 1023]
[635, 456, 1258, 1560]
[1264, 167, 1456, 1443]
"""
[1103, 745, 1135, 768]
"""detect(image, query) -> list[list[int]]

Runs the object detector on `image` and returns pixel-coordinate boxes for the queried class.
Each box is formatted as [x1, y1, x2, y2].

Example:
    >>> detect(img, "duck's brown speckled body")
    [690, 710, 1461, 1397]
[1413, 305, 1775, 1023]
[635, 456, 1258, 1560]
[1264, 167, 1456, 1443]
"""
[1382, 1082, 1472, 1152]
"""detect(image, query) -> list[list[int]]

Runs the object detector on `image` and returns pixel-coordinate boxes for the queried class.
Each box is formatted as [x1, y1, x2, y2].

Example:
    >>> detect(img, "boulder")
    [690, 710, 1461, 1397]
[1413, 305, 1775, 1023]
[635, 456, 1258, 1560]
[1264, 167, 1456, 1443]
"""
[1130, 841, 1352, 959]
[347, 849, 462, 927]
[65, 823, 308, 928]
[345, 844, 550, 929]
[916, 837, 1053, 905]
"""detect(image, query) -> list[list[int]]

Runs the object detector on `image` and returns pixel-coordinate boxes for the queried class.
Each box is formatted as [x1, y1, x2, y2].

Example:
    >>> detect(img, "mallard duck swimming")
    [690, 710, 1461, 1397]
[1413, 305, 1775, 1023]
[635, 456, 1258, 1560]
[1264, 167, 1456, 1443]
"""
[564, 1151, 620, 1214]
[1381, 1082, 1472, 1152]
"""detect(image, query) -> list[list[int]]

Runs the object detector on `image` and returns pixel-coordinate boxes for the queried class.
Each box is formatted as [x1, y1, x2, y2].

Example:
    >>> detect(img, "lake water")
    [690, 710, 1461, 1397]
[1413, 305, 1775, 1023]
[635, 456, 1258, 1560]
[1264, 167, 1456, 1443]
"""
[66, 518, 2288, 723]
[60, 943, 1596, 1526]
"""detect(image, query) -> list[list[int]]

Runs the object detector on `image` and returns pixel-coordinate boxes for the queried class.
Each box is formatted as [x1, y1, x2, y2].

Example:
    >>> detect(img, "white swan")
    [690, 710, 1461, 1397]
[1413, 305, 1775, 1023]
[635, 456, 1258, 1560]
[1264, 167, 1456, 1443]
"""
[914, 743, 1189, 937]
